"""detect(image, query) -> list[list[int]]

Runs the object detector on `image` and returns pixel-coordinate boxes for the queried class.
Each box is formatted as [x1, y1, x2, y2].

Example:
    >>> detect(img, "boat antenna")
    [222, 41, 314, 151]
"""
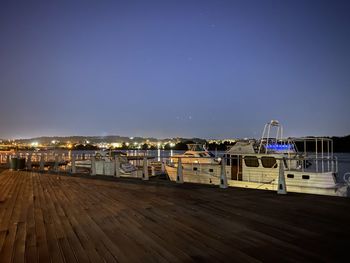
[258, 120, 283, 154]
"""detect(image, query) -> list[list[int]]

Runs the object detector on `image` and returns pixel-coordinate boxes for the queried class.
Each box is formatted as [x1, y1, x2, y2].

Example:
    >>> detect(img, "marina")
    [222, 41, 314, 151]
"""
[1, 124, 349, 198]
[0, 169, 350, 262]
[1, 1, 349, 262]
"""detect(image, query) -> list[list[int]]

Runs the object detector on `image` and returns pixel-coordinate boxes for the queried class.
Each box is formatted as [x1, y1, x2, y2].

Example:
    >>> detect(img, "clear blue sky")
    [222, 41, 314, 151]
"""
[0, 0, 349, 139]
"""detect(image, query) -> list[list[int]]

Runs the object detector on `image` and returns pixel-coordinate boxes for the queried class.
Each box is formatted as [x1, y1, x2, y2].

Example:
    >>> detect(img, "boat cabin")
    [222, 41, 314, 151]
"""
[224, 121, 338, 188]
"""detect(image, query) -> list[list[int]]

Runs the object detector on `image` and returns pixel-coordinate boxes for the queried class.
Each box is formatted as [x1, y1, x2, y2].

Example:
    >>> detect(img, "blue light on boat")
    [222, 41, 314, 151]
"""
[265, 144, 292, 151]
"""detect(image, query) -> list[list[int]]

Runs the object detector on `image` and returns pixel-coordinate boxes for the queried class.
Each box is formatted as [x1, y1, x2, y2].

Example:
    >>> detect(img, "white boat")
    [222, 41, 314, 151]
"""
[69, 150, 139, 176]
[165, 120, 349, 197]
[170, 144, 221, 164]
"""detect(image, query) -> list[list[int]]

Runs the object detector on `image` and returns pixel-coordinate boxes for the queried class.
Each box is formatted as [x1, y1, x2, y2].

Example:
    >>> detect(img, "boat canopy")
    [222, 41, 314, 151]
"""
[187, 144, 207, 152]
[226, 141, 255, 154]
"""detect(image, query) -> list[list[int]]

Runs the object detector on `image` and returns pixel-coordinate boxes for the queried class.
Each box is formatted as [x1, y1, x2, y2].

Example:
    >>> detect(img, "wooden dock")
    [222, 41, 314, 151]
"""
[0, 169, 349, 262]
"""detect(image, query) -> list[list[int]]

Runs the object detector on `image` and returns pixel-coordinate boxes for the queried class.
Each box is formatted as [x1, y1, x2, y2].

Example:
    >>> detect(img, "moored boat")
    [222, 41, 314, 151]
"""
[165, 120, 349, 197]
[68, 150, 139, 176]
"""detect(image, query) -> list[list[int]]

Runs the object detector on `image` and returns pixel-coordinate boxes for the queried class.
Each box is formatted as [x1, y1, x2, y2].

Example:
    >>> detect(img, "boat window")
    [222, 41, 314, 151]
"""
[302, 175, 310, 180]
[287, 174, 294, 178]
[184, 153, 193, 156]
[261, 157, 277, 168]
[193, 167, 198, 171]
[244, 156, 259, 167]
[198, 153, 207, 157]
[209, 169, 214, 173]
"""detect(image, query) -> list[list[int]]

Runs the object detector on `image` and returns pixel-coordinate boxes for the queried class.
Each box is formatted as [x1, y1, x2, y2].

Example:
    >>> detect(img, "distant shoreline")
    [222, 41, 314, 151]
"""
[1, 135, 349, 152]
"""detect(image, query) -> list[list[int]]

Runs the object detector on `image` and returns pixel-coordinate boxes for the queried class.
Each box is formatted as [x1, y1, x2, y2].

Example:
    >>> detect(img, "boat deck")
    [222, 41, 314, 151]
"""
[0, 169, 349, 262]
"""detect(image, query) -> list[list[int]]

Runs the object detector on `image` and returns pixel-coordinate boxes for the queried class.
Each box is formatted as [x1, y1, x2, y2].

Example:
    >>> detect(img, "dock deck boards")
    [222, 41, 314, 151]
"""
[0, 169, 349, 262]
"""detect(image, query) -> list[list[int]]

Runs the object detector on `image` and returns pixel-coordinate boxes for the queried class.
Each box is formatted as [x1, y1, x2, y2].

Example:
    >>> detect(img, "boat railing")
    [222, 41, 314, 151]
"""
[226, 155, 338, 173]
[168, 154, 338, 174]
[167, 155, 221, 164]
[291, 155, 333, 174]
[0, 151, 338, 175]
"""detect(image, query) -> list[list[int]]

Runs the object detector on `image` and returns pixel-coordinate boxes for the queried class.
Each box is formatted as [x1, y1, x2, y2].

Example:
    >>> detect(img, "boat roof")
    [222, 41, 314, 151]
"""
[186, 144, 208, 151]
[226, 141, 256, 154]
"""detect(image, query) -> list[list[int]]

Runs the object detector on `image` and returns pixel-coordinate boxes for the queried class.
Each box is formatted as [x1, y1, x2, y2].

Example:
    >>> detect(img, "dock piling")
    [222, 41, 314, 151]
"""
[54, 154, 59, 172]
[277, 159, 287, 194]
[220, 158, 228, 188]
[6, 155, 10, 168]
[26, 153, 32, 170]
[71, 154, 76, 174]
[39, 153, 45, 172]
[40, 154, 45, 171]
[176, 158, 184, 184]
[109, 160, 116, 176]
[142, 156, 149, 180]
[161, 159, 165, 173]
[115, 157, 120, 178]
[91, 156, 96, 175]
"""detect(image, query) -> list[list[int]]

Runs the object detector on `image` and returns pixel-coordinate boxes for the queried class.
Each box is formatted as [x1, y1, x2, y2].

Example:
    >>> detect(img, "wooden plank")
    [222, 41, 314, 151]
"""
[12, 222, 26, 263]
[32, 174, 50, 263]
[45, 175, 105, 263]
[0, 172, 26, 263]
[55, 180, 120, 263]
[0, 170, 349, 262]
[43, 175, 90, 263]
[25, 173, 38, 263]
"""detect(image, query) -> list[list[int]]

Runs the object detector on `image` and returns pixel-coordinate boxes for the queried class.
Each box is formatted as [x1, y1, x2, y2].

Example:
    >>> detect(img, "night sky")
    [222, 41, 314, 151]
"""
[0, 0, 349, 139]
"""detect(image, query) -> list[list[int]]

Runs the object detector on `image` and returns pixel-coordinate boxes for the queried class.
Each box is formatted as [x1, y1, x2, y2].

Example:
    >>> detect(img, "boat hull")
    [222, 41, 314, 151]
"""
[165, 165, 348, 197]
